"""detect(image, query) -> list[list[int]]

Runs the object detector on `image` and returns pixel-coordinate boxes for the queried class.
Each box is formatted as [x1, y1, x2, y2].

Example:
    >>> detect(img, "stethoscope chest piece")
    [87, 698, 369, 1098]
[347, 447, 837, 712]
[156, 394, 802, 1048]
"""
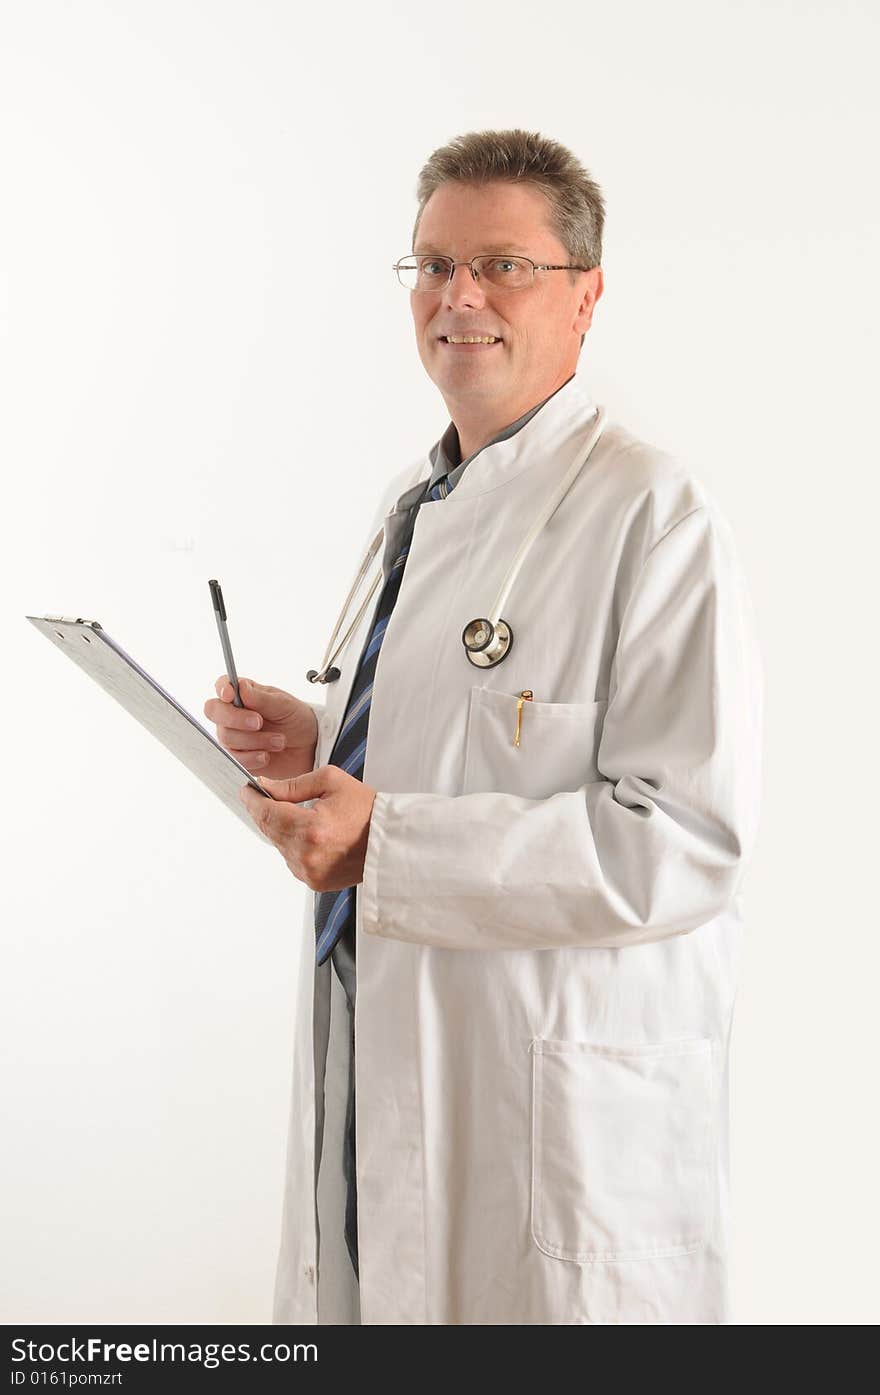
[462, 617, 514, 668]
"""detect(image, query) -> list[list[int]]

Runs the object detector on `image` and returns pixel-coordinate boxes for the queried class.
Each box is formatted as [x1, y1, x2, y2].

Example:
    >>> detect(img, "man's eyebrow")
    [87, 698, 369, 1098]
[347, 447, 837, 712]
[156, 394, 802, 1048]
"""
[413, 244, 531, 255]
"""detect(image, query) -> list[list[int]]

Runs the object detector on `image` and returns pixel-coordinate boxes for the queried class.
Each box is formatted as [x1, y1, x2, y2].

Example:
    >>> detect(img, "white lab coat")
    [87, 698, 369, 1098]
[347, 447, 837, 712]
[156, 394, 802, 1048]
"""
[271, 375, 764, 1325]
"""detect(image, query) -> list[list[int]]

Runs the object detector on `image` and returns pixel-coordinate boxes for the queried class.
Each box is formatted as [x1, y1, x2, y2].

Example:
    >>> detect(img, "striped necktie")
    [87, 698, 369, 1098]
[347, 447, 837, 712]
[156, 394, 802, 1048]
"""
[314, 467, 455, 965]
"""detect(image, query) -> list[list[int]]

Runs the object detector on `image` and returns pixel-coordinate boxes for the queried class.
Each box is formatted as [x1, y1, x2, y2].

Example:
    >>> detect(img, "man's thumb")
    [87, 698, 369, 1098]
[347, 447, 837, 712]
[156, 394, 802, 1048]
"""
[236, 678, 290, 723]
[221, 675, 260, 704]
[259, 769, 322, 805]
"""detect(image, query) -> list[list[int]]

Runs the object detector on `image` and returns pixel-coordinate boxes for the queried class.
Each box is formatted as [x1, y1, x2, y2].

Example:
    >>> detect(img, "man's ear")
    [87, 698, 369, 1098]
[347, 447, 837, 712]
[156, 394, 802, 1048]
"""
[575, 265, 604, 336]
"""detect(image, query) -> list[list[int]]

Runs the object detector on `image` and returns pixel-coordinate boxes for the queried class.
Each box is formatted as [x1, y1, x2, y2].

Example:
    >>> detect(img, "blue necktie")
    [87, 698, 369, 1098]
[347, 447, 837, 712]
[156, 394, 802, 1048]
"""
[314, 469, 454, 965]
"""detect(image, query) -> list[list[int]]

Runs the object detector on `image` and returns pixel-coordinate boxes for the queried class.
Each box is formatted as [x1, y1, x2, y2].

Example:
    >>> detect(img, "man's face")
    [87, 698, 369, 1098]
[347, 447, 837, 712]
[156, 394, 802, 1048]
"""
[409, 180, 603, 415]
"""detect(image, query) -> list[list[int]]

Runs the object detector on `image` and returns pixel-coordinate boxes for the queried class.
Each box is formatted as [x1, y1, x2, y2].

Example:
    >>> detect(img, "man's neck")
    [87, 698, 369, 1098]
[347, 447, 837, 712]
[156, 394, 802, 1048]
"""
[455, 417, 508, 464]
[449, 371, 575, 463]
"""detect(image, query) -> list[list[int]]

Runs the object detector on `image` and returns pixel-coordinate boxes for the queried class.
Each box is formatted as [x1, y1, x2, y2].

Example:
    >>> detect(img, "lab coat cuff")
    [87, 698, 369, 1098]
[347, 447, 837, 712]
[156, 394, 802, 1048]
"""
[360, 789, 387, 939]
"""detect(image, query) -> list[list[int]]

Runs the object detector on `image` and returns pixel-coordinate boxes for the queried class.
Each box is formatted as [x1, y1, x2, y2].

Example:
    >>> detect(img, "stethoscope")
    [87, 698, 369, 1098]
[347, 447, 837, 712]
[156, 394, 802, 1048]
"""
[307, 405, 607, 682]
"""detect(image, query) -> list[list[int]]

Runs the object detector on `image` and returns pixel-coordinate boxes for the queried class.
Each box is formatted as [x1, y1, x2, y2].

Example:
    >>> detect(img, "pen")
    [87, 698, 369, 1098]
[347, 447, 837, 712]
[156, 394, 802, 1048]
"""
[209, 579, 244, 708]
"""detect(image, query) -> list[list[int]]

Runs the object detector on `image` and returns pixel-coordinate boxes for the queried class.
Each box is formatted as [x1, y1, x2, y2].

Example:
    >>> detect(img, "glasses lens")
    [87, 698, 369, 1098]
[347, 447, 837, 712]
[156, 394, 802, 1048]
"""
[475, 255, 533, 289]
[396, 256, 452, 291]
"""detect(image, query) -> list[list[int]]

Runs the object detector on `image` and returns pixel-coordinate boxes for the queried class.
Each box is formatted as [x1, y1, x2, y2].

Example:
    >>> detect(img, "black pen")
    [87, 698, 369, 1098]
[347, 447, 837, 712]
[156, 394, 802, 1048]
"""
[208, 580, 244, 708]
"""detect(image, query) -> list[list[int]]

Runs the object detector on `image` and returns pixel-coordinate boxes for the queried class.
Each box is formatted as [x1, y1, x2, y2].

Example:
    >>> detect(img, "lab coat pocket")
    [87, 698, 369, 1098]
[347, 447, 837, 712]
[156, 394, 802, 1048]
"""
[462, 689, 607, 800]
[529, 1037, 714, 1263]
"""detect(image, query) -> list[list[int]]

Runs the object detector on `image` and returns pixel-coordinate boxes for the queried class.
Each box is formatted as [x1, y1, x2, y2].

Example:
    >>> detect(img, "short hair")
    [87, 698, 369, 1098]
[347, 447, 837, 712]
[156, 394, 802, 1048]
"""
[412, 128, 605, 353]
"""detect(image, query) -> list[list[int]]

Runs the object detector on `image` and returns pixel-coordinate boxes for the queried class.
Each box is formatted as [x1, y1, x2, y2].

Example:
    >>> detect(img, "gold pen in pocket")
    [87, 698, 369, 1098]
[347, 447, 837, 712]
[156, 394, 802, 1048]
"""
[513, 689, 533, 747]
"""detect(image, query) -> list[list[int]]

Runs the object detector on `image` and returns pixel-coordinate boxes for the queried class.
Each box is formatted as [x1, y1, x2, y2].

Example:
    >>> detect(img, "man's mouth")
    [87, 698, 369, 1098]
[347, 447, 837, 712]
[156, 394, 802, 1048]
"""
[438, 334, 503, 347]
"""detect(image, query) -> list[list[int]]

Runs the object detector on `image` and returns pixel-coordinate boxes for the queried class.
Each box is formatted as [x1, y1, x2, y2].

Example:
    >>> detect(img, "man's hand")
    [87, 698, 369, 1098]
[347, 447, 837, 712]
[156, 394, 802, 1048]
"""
[204, 676, 318, 781]
[239, 765, 377, 892]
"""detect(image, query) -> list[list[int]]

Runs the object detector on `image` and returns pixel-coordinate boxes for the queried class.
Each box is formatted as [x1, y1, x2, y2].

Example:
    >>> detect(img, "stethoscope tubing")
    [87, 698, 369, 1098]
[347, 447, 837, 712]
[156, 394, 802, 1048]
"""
[310, 527, 385, 682]
[485, 405, 605, 624]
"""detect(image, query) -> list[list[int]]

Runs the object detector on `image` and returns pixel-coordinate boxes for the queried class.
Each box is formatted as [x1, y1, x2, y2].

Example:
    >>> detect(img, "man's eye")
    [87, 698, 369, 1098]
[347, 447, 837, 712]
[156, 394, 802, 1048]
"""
[420, 260, 448, 275]
[493, 260, 516, 273]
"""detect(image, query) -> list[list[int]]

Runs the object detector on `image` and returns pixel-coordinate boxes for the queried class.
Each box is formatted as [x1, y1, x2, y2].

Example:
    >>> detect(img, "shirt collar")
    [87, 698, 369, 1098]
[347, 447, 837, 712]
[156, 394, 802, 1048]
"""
[426, 372, 577, 492]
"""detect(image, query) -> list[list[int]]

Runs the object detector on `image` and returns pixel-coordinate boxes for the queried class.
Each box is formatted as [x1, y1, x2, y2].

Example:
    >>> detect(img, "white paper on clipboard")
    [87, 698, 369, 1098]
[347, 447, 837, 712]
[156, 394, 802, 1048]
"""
[25, 614, 277, 844]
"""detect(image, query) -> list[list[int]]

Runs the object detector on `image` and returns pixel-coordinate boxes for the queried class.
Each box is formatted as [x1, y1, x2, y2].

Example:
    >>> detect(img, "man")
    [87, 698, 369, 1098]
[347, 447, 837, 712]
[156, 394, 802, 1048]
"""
[209, 129, 763, 1324]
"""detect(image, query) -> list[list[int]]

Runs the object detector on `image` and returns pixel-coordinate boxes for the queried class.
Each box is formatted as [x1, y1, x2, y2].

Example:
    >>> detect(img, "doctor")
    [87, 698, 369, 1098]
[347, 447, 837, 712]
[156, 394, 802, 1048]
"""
[207, 128, 763, 1325]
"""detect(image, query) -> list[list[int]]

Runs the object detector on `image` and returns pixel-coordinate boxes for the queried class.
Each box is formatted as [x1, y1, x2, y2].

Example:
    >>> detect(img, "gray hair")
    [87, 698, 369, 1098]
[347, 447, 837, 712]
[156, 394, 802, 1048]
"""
[412, 128, 605, 353]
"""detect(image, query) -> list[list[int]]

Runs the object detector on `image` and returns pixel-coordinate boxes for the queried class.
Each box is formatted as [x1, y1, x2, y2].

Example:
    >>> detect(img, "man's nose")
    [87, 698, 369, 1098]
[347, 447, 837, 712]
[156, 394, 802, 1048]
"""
[442, 262, 487, 308]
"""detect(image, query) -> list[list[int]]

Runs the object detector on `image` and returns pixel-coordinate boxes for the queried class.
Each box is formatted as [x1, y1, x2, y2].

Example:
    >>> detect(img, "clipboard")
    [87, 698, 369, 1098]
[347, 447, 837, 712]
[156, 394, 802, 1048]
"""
[25, 614, 276, 844]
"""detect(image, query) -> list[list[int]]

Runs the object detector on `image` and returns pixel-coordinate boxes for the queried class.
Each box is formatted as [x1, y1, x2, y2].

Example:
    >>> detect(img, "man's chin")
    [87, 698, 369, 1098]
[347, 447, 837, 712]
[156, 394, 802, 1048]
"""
[431, 354, 506, 386]
[433, 373, 503, 400]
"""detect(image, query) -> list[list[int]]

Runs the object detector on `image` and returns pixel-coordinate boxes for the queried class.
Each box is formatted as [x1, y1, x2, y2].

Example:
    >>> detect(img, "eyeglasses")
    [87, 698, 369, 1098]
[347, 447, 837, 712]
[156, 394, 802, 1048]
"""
[392, 253, 594, 292]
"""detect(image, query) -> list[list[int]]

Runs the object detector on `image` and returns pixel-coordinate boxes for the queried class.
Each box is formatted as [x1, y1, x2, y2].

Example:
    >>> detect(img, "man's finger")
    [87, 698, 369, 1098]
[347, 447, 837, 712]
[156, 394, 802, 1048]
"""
[238, 780, 274, 832]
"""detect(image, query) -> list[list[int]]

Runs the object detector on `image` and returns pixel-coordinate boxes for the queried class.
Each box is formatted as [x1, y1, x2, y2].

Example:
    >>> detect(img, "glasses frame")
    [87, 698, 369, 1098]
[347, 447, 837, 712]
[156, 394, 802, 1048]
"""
[392, 252, 595, 291]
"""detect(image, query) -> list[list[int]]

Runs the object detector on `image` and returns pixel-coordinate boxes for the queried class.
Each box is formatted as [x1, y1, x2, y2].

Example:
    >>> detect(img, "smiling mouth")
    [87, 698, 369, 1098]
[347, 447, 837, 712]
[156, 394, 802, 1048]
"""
[439, 335, 503, 346]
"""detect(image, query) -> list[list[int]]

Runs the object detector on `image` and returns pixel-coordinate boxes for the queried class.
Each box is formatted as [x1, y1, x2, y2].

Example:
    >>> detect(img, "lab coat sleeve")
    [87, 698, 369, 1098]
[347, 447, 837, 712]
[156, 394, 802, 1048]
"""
[360, 504, 764, 951]
[303, 700, 325, 769]
[304, 699, 326, 728]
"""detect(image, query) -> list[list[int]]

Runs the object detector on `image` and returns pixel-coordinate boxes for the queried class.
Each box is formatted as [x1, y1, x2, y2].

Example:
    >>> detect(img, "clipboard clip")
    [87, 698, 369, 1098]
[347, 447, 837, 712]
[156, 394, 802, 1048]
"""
[42, 615, 103, 629]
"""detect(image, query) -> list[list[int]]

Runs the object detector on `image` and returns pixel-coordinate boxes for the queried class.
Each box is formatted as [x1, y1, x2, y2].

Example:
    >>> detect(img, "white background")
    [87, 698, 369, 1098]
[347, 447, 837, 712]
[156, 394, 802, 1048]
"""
[2, 0, 877, 1325]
